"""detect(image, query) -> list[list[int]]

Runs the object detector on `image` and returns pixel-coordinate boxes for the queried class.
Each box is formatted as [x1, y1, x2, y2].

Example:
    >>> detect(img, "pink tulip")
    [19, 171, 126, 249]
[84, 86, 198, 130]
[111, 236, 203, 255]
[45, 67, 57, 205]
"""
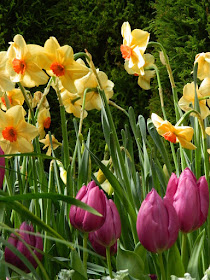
[89, 235, 117, 257]
[89, 197, 121, 256]
[69, 181, 106, 232]
[165, 168, 209, 233]
[5, 222, 43, 273]
[0, 147, 5, 189]
[136, 188, 179, 253]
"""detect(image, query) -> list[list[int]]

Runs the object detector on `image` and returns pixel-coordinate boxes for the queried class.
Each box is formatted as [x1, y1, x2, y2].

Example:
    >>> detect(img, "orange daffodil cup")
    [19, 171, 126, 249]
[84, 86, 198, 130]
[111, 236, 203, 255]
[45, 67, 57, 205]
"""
[151, 113, 196, 150]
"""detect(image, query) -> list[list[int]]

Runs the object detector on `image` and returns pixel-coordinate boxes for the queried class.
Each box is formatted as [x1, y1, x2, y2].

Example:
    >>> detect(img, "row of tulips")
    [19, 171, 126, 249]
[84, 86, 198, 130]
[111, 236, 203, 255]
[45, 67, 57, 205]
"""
[4, 168, 208, 279]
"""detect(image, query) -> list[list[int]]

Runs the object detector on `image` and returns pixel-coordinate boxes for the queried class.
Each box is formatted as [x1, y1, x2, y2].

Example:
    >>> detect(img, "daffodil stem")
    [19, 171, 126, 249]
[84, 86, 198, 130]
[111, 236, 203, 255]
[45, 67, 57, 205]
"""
[53, 78, 70, 170]
[18, 82, 35, 125]
[108, 100, 129, 117]
[83, 232, 88, 271]
[86, 50, 138, 245]
[34, 77, 53, 120]
[151, 64, 167, 119]
[106, 247, 113, 279]
[158, 252, 166, 280]
[148, 41, 181, 122]
[78, 88, 91, 135]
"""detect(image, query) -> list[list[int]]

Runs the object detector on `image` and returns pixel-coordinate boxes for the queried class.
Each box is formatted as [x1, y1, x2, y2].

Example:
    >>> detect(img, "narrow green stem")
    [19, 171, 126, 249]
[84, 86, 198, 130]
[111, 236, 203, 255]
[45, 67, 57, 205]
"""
[181, 233, 188, 270]
[108, 100, 129, 117]
[34, 77, 53, 120]
[17, 82, 35, 124]
[5, 159, 13, 196]
[106, 247, 113, 279]
[158, 252, 166, 280]
[148, 41, 181, 122]
[83, 232, 88, 271]
[53, 78, 70, 169]
[86, 51, 138, 244]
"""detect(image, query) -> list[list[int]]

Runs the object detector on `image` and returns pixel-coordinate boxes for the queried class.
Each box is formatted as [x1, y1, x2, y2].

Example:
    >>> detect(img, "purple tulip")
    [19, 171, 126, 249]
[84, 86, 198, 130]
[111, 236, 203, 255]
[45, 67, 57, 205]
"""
[149, 274, 157, 280]
[89, 197, 121, 256]
[89, 234, 117, 257]
[69, 181, 106, 232]
[0, 147, 5, 189]
[165, 168, 209, 233]
[136, 188, 179, 253]
[5, 222, 43, 272]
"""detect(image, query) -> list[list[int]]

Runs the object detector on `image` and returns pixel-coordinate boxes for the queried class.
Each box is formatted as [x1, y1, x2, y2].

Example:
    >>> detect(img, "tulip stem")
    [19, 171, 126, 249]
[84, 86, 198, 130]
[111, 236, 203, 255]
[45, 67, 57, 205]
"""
[181, 233, 188, 270]
[158, 252, 166, 280]
[83, 232, 88, 271]
[106, 247, 113, 279]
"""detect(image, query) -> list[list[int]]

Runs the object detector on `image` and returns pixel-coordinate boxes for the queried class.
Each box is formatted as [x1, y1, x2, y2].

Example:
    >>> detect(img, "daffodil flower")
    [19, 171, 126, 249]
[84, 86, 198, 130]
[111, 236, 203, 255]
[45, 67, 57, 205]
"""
[6, 35, 49, 87]
[151, 113, 196, 150]
[179, 81, 210, 119]
[194, 52, 210, 80]
[0, 105, 39, 154]
[37, 108, 51, 139]
[39, 134, 61, 156]
[0, 51, 15, 92]
[206, 127, 210, 154]
[120, 22, 150, 74]
[124, 53, 155, 90]
[43, 37, 89, 93]
[75, 59, 114, 111]
[0, 89, 24, 111]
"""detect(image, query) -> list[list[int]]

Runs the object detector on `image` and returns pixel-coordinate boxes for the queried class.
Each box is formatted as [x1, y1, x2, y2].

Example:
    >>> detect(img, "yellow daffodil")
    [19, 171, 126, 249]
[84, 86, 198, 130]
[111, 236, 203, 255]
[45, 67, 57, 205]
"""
[37, 108, 51, 139]
[0, 89, 24, 111]
[151, 113, 196, 150]
[124, 53, 155, 90]
[94, 160, 114, 195]
[179, 81, 210, 119]
[120, 21, 150, 74]
[6, 35, 49, 87]
[194, 52, 210, 80]
[75, 59, 114, 111]
[43, 37, 89, 93]
[39, 134, 61, 156]
[0, 105, 39, 154]
[206, 127, 210, 154]
[32, 91, 49, 109]
[0, 51, 15, 92]
[61, 89, 87, 118]
[198, 78, 210, 108]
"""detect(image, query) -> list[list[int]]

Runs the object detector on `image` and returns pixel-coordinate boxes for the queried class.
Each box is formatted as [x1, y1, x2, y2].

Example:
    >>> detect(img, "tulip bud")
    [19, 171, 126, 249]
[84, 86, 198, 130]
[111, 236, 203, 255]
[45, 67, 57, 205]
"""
[5, 222, 43, 272]
[0, 147, 5, 189]
[89, 235, 117, 257]
[69, 181, 106, 232]
[89, 197, 121, 253]
[136, 189, 179, 253]
[165, 168, 209, 233]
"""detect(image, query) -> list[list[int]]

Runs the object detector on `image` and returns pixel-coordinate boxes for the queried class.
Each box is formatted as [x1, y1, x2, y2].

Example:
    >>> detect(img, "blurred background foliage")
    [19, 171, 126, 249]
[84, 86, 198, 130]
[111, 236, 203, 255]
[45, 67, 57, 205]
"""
[0, 0, 209, 163]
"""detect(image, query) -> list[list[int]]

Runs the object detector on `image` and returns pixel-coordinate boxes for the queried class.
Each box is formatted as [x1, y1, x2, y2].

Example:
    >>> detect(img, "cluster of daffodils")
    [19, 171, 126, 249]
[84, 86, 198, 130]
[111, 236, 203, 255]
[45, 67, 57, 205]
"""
[0, 35, 114, 155]
[121, 22, 210, 151]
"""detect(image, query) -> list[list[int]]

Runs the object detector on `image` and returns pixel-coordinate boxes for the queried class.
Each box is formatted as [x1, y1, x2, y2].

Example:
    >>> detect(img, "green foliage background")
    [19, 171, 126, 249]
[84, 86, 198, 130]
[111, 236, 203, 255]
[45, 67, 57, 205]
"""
[0, 0, 209, 161]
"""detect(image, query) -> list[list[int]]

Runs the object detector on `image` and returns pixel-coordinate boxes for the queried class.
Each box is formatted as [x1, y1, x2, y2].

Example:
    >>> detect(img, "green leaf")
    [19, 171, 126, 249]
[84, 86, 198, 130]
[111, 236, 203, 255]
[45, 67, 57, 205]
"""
[116, 246, 145, 279]
[187, 229, 205, 279]
[167, 244, 185, 279]
[71, 250, 88, 280]
[147, 119, 172, 174]
[0, 192, 102, 216]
